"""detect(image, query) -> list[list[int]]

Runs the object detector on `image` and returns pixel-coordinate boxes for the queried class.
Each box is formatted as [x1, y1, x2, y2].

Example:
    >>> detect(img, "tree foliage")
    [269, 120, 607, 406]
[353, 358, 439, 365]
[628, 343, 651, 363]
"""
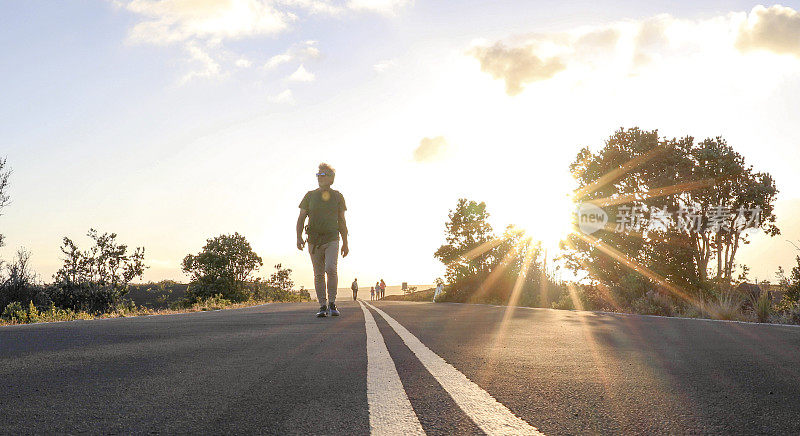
[51, 229, 147, 313]
[251, 263, 304, 302]
[565, 127, 779, 302]
[0, 157, 11, 249]
[0, 249, 43, 313]
[434, 199, 563, 305]
[434, 198, 496, 288]
[182, 232, 263, 302]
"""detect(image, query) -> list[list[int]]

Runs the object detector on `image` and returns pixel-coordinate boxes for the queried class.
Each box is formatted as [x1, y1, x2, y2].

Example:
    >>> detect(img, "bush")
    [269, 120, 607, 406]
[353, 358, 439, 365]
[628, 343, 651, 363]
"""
[702, 292, 743, 321]
[191, 294, 232, 311]
[0, 249, 41, 314]
[1, 300, 92, 324]
[1, 301, 25, 322]
[773, 298, 800, 324]
[630, 290, 676, 316]
[182, 233, 262, 303]
[750, 292, 773, 323]
[48, 283, 130, 314]
[551, 284, 603, 311]
[51, 229, 146, 314]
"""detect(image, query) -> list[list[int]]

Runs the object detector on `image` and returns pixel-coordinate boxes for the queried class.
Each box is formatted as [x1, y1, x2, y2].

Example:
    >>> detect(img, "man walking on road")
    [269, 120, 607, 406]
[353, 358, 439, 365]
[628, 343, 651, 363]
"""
[433, 282, 444, 302]
[297, 163, 349, 317]
[351, 278, 358, 301]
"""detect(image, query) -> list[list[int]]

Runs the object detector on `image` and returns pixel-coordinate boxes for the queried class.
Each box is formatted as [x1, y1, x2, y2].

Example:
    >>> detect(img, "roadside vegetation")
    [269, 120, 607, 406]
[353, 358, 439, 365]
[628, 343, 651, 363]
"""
[432, 128, 800, 325]
[384, 287, 436, 302]
[0, 158, 308, 326]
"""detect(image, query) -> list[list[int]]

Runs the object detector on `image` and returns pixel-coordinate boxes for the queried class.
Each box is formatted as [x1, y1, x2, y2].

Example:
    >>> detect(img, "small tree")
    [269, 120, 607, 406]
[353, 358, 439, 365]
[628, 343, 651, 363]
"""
[51, 229, 146, 313]
[0, 157, 11, 250]
[259, 263, 299, 301]
[182, 232, 262, 302]
[0, 248, 42, 313]
[267, 263, 294, 293]
[434, 198, 495, 293]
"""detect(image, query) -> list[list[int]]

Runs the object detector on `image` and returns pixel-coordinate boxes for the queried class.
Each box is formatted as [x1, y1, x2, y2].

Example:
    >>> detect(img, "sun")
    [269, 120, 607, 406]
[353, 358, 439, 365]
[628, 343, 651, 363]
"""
[516, 191, 576, 253]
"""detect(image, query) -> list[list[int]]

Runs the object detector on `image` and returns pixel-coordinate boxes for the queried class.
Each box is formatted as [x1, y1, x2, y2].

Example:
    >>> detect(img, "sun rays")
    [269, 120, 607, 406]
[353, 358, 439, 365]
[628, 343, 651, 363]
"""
[444, 143, 732, 317]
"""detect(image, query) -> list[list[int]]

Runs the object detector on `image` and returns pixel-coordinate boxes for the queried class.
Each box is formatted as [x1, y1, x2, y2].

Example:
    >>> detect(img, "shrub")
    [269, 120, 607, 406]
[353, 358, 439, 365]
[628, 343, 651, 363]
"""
[551, 284, 603, 311]
[750, 292, 773, 323]
[182, 233, 262, 303]
[1, 300, 92, 324]
[192, 294, 232, 311]
[51, 229, 146, 314]
[1, 301, 25, 322]
[0, 249, 41, 313]
[630, 290, 675, 316]
[702, 292, 743, 321]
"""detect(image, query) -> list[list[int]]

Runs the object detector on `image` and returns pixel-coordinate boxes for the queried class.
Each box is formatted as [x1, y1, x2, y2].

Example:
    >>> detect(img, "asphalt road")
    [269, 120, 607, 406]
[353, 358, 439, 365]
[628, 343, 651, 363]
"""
[2, 300, 800, 435]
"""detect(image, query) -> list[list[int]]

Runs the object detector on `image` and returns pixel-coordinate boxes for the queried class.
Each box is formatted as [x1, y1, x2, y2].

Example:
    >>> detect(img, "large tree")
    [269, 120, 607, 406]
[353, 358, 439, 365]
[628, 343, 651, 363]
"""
[566, 128, 778, 300]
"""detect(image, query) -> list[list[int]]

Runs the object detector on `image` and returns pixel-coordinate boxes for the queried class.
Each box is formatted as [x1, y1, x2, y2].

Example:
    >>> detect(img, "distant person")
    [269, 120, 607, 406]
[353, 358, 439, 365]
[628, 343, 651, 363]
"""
[370, 286, 375, 301]
[351, 278, 358, 301]
[296, 163, 349, 318]
[380, 279, 386, 299]
[375, 281, 381, 300]
[433, 282, 444, 302]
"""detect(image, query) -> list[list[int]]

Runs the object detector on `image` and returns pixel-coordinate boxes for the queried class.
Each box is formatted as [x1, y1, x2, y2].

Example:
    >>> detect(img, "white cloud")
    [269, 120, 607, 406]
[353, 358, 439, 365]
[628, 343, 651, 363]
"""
[736, 5, 800, 57]
[469, 43, 566, 95]
[347, 0, 412, 15]
[268, 89, 295, 104]
[178, 43, 223, 84]
[413, 136, 450, 162]
[118, 0, 410, 85]
[471, 6, 800, 96]
[235, 57, 252, 68]
[123, 0, 295, 45]
[265, 53, 293, 69]
[278, 0, 345, 15]
[373, 59, 397, 72]
[264, 40, 320, 69]
[288, 65, 315, 82]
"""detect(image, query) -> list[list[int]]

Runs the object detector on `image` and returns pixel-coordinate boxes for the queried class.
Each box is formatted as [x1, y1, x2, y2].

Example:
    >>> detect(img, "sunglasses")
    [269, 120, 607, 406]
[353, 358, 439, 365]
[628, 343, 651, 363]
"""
[316, 172, 330, 176]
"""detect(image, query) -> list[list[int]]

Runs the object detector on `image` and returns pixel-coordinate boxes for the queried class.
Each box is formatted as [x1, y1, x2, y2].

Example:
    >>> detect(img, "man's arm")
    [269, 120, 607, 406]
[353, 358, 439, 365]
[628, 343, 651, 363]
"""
[339, 208, 349, 257]
[296, 208, 308, 250]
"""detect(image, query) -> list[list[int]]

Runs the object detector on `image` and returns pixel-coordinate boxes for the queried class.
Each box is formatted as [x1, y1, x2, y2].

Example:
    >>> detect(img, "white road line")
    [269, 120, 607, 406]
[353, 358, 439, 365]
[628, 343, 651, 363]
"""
[364, 301, 544, 436]
[358, 300, 426, 436]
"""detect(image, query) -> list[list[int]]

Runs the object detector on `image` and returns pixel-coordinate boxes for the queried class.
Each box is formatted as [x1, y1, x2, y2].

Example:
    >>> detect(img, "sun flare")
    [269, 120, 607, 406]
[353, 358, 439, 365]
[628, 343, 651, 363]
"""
[515, 191, 576, 252]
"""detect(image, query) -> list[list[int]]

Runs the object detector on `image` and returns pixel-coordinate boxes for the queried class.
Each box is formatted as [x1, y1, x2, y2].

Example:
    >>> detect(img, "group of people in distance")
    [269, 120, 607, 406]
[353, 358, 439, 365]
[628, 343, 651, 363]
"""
[349, 278, 386, 301]
[370, 279, 386, 301]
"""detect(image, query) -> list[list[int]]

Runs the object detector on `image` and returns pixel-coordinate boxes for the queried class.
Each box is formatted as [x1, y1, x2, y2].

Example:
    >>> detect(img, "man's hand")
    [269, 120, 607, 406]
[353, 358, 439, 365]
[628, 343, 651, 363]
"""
[341, 242, 349, 257]
[297, 237, 306, 251]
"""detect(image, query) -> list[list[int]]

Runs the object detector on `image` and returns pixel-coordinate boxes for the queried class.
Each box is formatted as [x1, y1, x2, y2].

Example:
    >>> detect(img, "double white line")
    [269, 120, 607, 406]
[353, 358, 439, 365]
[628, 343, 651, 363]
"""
[358, 301, 543, 436]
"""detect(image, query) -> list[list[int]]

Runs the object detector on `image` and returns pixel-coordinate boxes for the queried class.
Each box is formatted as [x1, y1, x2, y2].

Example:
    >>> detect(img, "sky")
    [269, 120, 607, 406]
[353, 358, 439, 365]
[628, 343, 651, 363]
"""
[2, 0, 800, 288]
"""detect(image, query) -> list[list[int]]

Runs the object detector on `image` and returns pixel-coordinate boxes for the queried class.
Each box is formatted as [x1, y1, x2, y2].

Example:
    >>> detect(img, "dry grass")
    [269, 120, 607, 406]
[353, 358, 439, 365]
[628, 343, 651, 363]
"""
[702, 293, 744, 321]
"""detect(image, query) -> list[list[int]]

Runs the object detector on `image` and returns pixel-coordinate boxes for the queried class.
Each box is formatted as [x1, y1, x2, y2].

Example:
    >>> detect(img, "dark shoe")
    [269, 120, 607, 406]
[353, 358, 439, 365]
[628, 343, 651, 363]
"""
[316, 305, 328, 317]
[329, 303, 340, 316]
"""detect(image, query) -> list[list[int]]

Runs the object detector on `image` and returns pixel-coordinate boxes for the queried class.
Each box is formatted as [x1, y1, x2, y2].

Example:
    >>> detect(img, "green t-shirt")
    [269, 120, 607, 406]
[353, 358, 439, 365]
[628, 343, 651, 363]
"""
[299, 188, 347, 245]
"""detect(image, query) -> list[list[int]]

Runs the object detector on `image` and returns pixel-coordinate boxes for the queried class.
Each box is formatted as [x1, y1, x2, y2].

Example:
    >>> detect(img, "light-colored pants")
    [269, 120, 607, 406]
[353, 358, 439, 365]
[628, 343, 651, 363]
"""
[309, 239, 338, 306]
